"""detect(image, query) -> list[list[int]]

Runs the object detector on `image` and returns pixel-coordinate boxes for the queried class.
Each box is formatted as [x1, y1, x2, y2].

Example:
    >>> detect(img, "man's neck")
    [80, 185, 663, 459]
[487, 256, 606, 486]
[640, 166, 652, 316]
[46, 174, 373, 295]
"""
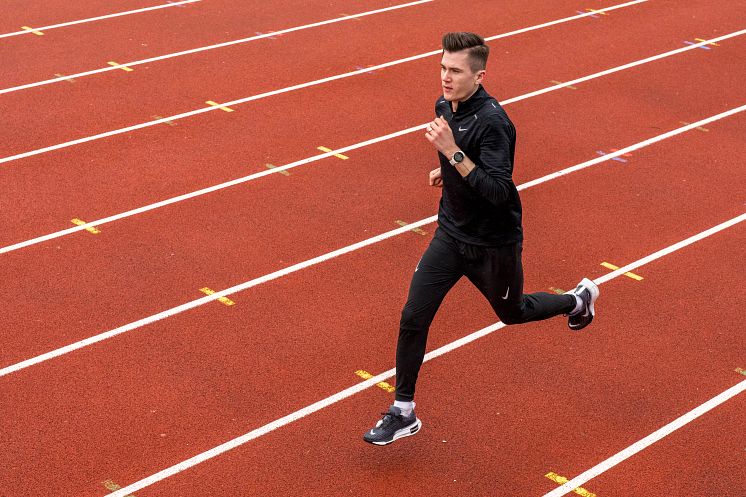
[451, 84, 480, 113]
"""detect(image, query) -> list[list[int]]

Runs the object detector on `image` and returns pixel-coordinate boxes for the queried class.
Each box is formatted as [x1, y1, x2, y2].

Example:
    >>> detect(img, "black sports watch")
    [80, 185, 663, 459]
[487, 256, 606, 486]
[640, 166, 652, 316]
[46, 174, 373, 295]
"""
[449, 151, 465, 166]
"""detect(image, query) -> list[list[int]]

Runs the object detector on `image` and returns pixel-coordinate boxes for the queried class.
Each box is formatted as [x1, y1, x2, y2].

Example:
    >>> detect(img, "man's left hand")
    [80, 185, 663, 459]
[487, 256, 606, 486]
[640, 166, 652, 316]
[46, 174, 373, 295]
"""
[425, 116, 459, 158]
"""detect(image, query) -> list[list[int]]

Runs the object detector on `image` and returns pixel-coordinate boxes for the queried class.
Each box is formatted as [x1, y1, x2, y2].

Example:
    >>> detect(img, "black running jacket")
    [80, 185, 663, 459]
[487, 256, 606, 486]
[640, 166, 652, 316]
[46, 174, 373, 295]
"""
[435, 85, 523, 246]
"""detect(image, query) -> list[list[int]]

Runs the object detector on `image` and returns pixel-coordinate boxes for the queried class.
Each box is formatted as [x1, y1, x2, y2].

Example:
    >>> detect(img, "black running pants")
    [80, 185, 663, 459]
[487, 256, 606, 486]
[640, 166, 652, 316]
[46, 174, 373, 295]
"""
[395, 227, 575, 402]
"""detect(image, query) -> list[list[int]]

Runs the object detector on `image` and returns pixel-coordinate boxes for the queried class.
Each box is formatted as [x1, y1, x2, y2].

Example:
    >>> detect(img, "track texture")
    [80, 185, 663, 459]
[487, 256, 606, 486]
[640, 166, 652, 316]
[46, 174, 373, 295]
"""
[1, 0, 744, 496]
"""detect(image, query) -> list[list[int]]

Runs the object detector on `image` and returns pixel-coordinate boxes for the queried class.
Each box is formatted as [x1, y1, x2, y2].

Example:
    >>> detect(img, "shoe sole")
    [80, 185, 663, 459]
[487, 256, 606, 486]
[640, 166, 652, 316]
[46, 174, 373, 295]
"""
[364, 418, 422, 446]
[569, 278, 600, 330]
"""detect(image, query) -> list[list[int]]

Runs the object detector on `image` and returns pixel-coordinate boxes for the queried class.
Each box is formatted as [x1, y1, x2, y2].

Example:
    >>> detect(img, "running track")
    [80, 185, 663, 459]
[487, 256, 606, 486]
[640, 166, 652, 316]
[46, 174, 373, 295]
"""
[1, 0, 744, 496]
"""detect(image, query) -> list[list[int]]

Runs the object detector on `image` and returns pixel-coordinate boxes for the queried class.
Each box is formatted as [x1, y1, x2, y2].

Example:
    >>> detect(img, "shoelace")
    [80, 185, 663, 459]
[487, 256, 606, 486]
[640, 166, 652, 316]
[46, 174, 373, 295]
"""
[376, 412, 399, 428]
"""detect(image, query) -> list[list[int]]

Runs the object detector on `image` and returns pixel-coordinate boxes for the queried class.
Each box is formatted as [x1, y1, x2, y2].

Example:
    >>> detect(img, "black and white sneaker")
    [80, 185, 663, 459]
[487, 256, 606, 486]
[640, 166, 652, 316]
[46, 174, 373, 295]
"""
[566, 277, 600, 330]
[363, 406, 422, 445]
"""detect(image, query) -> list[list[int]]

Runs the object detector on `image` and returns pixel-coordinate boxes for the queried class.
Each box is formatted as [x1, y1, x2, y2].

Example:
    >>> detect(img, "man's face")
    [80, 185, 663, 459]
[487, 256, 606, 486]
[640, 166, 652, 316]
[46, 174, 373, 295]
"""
[441, 50, 485, 102]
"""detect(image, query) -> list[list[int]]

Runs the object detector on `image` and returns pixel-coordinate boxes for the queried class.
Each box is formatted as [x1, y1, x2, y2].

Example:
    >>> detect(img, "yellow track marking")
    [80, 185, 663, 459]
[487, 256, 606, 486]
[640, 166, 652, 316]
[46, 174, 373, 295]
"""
[340, 13, 362, 21]
[199, 287, 235, 306]
[102, 479, 135, 496]
[679, 121, 709, 132]
[551, 80, 578, 90]
[205, 100, 234, 112]
[265, 163, 290, 176]
[317, 146, 348, 160]
[152, 115, 178, 126]
[545, 472, 597, 497]
[355, 370, 395, 393]
[107, 61, 133, 72]
[395, 220, 427, 236]
[71, 218, 100, 234]
[54, 73, 76, 83]
[600, 261, 643, 280]
[21, 26, 44, 35]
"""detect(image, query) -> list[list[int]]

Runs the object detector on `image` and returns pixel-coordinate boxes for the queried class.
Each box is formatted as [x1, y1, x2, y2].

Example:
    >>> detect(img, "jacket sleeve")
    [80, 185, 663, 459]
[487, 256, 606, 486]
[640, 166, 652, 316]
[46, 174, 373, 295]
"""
[463, 116, 516, 206]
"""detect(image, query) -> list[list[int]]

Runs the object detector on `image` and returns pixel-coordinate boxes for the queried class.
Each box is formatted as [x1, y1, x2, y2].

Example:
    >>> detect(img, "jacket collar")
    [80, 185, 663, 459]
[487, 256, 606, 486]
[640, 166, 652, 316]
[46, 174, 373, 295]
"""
[452, 85, 489, 115]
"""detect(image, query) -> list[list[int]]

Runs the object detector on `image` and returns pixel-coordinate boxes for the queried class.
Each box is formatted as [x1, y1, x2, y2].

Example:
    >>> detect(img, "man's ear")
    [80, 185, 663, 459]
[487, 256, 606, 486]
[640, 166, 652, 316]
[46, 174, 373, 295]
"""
[475, 70, 486, 85]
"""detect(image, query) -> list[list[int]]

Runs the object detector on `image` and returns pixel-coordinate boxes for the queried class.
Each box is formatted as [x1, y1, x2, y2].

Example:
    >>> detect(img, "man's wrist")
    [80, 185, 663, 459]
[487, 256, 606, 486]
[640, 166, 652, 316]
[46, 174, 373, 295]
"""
[444, 147, 460, 159]
[442, 148, 474, 177]
[455, 160, 475, 178]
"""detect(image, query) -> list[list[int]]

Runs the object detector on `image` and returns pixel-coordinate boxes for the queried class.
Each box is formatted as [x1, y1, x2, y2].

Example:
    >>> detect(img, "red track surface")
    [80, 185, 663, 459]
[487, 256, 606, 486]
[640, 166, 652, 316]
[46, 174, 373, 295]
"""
[1, 0, 744, 496]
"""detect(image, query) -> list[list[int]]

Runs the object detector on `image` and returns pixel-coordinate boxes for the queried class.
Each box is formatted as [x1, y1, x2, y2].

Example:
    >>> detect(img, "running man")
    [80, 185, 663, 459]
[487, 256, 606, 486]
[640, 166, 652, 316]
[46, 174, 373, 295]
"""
[363, 32, 599, 445]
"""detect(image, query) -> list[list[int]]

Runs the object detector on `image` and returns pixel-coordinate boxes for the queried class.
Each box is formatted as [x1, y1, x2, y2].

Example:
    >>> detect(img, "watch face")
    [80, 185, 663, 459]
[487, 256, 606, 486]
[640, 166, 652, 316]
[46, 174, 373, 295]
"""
[453, 151, 464, 163]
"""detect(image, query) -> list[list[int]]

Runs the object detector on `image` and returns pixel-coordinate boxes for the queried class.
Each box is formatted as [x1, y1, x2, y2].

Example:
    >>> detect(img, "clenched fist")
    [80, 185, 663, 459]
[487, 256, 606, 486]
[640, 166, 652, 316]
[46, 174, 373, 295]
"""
[429, 167, 443, 187]
[425, 116, 458, 158]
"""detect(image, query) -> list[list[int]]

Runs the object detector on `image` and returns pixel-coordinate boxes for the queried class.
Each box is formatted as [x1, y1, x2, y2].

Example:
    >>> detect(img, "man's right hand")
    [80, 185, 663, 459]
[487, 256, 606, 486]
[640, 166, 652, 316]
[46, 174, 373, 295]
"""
[429, 167, 443, 187]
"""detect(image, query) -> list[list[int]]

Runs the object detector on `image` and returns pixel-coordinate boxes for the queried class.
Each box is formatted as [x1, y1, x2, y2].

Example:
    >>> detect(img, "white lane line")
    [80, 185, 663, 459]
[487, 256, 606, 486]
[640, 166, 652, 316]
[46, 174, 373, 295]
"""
[516, 103, 746, 190]
[542, 378, 746, 497]
[0, 23, 740, 167]
[98, 212, 746, 497]
[0, 0, 643, 94]
[0, 0, 435, 94]
[2, 107, 743, 375]
[2, 86, 744, 257]
[0, 0, 201, 39]
[0, 122, 422, 254]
